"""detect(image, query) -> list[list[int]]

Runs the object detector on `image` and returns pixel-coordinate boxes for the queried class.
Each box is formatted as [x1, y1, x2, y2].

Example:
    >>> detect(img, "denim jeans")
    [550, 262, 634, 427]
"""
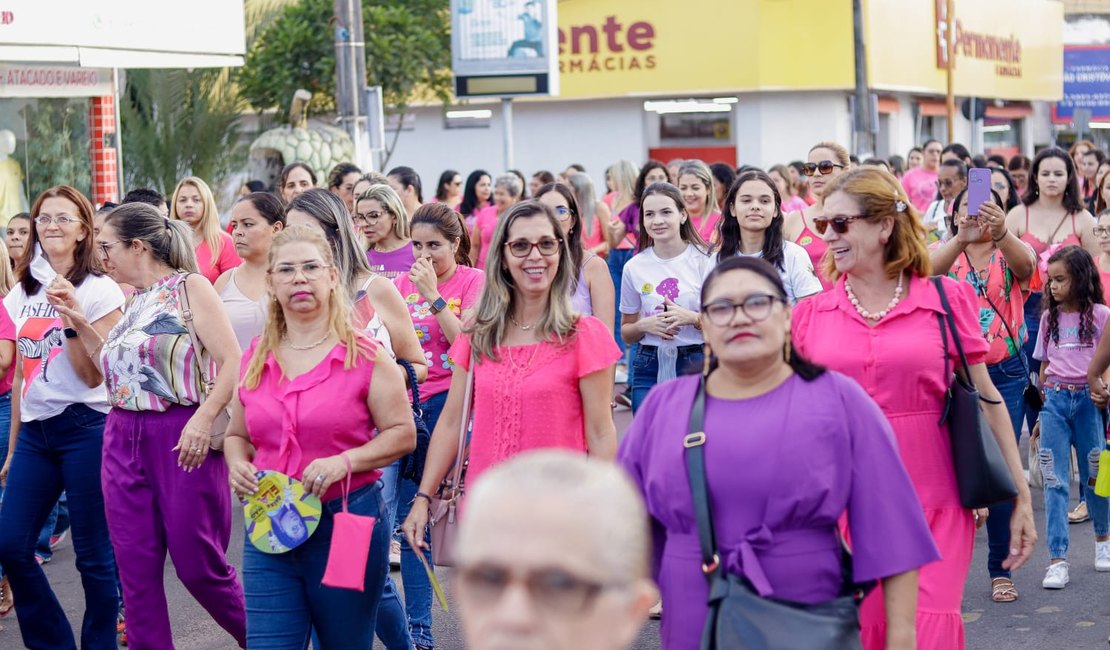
[376, 459, 414, 650]
[984, 354, 1028, 578]
[608, 249, 634, 354]
[244, 481, 390, 650]
[0, 404, 119, 650]
[1038, 386, 1110, 560]
[630, 344, 705, 413]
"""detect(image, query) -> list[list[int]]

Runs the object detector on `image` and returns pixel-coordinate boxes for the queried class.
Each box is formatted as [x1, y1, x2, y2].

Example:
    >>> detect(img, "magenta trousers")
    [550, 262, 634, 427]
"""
[102, 405, 246, 649]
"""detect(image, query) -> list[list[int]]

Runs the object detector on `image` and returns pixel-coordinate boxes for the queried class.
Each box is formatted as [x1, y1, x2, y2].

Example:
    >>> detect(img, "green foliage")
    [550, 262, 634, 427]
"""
[237, 0, 451, 121]
[15, 99, 91, 200]
[121, 69, 246, 198]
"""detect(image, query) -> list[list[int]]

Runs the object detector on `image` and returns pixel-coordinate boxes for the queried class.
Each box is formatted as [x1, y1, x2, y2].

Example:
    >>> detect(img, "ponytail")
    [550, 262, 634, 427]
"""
[411, 202, 472, 267]
[164, 219, 200, 272]
[104, 203, 200, 273]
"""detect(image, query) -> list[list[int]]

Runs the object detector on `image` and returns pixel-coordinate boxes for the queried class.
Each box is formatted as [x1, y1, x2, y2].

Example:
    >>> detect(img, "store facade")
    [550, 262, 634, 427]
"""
[391, 0, 1063, 183]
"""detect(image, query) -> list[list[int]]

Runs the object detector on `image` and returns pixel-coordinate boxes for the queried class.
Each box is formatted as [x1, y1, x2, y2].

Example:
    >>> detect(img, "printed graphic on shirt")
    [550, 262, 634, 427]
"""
[641, 277, 679, 315]
[17, 314, 65, 395]
[367, 264, 403, 279]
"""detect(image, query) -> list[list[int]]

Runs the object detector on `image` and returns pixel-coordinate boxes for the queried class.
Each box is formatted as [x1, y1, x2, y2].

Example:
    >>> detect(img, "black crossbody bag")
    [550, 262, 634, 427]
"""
[684, 376, 871, 650]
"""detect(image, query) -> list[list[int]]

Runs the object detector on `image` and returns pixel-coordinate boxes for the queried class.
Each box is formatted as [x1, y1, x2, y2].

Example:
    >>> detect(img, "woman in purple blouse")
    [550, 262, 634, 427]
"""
[617, 256, 939, 650]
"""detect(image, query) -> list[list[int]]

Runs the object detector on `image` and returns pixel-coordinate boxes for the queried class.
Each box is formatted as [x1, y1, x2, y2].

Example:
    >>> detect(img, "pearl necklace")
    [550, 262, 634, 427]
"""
[282, 333, 331, 351]
[845, 274, 904, 322]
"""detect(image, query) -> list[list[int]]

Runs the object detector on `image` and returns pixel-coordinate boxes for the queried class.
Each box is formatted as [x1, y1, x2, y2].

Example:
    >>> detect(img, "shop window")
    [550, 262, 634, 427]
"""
[0, 98, 92, 212]
[983, 118, 1020, 151]
[659, 112, 731, 142]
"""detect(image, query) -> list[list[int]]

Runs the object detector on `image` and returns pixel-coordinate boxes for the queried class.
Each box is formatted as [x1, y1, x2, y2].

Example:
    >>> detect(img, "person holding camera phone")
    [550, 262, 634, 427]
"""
[930, 186, 1036, 602]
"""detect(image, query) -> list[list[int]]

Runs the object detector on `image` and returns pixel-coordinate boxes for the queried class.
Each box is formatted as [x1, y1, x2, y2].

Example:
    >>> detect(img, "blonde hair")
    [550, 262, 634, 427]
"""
[607, 160, 639, 203]
[0, 243, 14, 295]
[676, 160, 719, 215]
[241, 225, 369, 389]
[170, 177, 223, 269]
[821, 167, 931, 281]
[809, 141, 851, 168]
[458, 449, 652, 581]
[356, 184, 410, 246]
[467, 201, 578, 362]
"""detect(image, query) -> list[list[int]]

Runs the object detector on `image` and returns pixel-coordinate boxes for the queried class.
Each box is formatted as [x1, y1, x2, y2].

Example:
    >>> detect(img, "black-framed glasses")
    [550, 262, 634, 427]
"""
[813, 215, 866, 235]
[34, 215, 78, 227]
[268, 261, 332, 283]
[353, 211, 387, 225]
[505, 237, 561, 258]
[801, 161, 844, 176]
[456, 563, 625, 614]
[701, 293, 784, 326]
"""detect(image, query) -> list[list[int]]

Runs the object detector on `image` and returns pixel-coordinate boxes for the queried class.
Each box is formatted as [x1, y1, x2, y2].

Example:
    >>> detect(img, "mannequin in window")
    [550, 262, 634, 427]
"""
[0, 130, 28, 227]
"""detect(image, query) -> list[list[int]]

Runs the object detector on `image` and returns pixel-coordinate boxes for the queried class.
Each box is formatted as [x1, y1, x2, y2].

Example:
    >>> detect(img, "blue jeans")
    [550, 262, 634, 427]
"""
[0, 404, 119, 650]
[608, 249, 634, 353]
[244, 481, 390, 650]
[985, 354, 1028, 578]
[1038, 386, 1110, 560]
[630, 344, 705, 413]
[375, 459, 414, 650]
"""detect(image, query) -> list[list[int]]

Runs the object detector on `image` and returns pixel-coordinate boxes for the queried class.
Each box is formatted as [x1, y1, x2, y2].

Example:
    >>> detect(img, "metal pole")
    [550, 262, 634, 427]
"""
[502, 97, 514, 170]
[851, 0, 874, 157]
[946, 0, 956, 144]
[335, 0, 368, 169]
[112, 68, 124, 198]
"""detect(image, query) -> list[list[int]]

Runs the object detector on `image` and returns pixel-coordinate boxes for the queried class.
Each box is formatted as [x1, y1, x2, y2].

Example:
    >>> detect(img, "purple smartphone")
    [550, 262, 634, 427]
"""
[967, 167, 992, 216]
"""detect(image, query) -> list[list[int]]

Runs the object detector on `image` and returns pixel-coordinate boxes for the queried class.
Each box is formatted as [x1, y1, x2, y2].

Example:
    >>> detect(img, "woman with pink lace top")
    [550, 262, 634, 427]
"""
[402, 201, 620, 548]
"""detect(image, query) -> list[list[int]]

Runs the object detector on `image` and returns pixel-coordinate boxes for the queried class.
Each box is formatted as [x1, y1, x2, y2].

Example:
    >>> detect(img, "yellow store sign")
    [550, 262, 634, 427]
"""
[553, 0, 1062, 101]
[866, 0, 1062, 101]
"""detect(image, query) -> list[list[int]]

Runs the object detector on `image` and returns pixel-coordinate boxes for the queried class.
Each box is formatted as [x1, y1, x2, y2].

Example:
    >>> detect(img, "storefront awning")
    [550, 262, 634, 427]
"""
[0, 46, 242, 69]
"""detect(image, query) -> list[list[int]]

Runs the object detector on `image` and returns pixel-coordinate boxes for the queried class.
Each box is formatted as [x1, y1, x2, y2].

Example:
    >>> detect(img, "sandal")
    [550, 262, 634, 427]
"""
[991, 577, 1018, 603]
[0, 577, 11, 617]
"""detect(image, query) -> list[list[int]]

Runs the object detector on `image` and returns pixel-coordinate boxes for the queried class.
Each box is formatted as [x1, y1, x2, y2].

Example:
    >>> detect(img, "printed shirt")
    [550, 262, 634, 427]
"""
[947, 250, 1028, 366]
[901, 167, 938, 213]
[100, 274, 210, 412]
[1034, 305, 1110, 385]
[5, 274, 124, 421]
[393, 265, 485, 399]
[367, 242, 416, 279]
[619, 244, 712, 347]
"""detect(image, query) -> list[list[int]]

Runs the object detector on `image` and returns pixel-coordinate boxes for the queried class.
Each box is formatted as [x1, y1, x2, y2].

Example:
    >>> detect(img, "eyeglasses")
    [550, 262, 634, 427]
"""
[813, 215, 866, 235]
[268, 261, 332, 282]
[1094, 226, 1110, 237]
[34, 215, 78, 227]
[801, 161, 845, 176]
[353, 211, 387, 225]
[457, 563, 623, 615]
[552, 206, 572, 222]
[97, 240, 122, 257]
[702, 293, 784, 326]
[935, 179, 961, 189]
[991, 181, 1008, 192]
[505, 237, 561, 258]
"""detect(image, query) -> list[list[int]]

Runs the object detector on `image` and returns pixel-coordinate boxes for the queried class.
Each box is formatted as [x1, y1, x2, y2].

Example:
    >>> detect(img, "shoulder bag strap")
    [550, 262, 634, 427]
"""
[932, 276, 973, 382]
[446, 353, 475, 494]
[683, 376, 722, 582]
[175, 273, 214, 394]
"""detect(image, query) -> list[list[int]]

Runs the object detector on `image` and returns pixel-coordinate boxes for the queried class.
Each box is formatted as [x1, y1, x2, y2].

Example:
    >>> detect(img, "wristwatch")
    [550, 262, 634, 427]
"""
[429, 297, 448, 314]
[64, 327, 79, 339]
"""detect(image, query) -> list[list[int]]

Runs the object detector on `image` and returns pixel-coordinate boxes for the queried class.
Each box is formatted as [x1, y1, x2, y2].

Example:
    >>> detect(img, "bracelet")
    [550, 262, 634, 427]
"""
[414, 491, 433, 505]
[992, 231, 1007, 243]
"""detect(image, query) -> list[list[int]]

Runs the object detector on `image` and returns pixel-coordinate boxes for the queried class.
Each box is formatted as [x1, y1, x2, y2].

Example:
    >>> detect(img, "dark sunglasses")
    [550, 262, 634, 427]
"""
[802, 161, 845, 176]
[813, 215, 865, 235]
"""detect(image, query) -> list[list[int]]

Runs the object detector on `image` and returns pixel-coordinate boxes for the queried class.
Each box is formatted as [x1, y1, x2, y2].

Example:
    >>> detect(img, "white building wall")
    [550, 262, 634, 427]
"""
[734, 92, 851, 168]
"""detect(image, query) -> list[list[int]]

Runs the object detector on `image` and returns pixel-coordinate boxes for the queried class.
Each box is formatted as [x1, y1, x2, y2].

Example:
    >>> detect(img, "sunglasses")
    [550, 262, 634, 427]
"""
[802, 161, 845, 176]
[813, 215, 866, 235]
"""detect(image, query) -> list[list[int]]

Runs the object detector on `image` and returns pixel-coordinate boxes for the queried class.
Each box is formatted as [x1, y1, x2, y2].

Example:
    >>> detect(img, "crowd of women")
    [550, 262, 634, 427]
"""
[0, 138, 1105, 650]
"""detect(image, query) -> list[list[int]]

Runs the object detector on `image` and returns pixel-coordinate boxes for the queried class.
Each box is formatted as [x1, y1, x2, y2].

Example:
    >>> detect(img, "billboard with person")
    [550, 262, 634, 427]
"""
[451, 0, 559, 97]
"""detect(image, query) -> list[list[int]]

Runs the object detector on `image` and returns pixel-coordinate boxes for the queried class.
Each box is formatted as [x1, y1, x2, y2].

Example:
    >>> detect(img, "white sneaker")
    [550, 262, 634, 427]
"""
[389, 539, 401, 568]
[1042, 562, 1070, 589]
[1096, 541, 1110, 572]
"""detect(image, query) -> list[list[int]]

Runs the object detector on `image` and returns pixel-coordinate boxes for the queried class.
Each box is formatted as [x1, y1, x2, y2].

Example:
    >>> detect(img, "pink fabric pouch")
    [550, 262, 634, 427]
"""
[321, 453, 376, 592]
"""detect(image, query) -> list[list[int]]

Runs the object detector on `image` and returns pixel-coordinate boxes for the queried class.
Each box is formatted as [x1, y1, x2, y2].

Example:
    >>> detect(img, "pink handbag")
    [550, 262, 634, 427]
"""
[428, 356, 474, 567]
[321, 454, 377, 591]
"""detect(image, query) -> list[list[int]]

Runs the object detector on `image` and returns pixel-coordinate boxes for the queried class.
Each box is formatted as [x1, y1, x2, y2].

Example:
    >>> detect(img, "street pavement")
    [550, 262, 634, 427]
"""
[5, 406, 1110, 649]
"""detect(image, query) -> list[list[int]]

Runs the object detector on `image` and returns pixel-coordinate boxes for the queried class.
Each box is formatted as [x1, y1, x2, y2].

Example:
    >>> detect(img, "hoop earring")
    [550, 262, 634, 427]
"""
[783, 339, 792, 364]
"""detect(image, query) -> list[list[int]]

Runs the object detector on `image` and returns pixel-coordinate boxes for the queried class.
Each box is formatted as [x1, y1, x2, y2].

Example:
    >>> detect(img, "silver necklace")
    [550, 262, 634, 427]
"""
[282, 333, 331, 351]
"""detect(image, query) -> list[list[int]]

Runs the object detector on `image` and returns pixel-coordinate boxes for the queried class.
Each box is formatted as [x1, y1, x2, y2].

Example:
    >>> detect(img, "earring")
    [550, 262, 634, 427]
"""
[783, 339, 792, 364]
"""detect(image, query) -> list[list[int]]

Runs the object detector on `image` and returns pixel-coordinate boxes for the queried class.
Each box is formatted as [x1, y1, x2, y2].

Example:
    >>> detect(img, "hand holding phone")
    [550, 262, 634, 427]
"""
[967, 168, 992, 216]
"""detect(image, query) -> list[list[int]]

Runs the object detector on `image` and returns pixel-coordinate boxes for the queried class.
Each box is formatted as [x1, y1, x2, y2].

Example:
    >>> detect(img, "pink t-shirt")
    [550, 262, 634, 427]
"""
[0, 305, 14, 394]
[195, 232, 241, 284]
[901, 167, 939, 214]
[473, 205, 499, 269]
[691, 211, 722, 243]
[782, 195, 809, 214]
[1034, 305, 1110, 385]
[367, 242, 416, 279]
[238, 337, 383, 502]
[449, 315, 620, 484]
[393, 265, 485, 399]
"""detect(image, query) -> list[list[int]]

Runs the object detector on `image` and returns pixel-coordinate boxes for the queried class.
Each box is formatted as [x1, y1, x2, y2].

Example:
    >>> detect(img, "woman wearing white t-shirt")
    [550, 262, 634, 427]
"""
[713, 170, 823, 304]
[620, 182, 712, 412]
[0, 185, 124, 649]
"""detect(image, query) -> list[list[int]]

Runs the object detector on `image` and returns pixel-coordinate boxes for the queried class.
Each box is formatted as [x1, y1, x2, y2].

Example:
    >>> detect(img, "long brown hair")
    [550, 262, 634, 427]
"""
[636, 182, 707, 252]
[16, 186, 100, 296]
[410, 203, 471, 266]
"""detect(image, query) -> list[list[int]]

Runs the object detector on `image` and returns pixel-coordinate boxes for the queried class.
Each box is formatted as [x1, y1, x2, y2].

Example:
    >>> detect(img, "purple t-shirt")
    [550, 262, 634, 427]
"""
[616, 204, 639, 250]
[1034, 304, 1110, 384]
[367, 242, 416, 279]
[618, 373, 939, 650]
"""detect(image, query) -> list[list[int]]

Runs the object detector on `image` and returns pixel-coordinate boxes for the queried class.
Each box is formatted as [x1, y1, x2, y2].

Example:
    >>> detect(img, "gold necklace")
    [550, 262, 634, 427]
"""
[282, 333, 331, 351]
[509, 315, 539, 331]
[507, 344, 541, 371]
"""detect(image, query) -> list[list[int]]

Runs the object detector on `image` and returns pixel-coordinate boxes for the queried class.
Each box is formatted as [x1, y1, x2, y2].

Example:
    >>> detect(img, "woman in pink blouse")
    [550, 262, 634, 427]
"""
[402, 201, 620, 549]
[224, 225, 415, 648]
[170, 177, 240, 284]
[792, 168, 1036, 650]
